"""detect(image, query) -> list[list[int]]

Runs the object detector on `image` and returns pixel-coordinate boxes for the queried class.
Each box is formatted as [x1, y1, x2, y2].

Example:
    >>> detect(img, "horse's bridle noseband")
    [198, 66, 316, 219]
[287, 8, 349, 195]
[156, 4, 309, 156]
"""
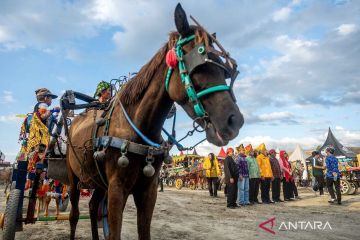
[165, 16, 239, 118]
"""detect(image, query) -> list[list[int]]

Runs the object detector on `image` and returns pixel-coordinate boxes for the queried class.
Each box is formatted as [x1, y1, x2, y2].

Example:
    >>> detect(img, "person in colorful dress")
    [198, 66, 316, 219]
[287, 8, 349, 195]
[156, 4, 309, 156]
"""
[224, 148, 239, 209]
[203, 153, 221, 197]
[279, 151, 294, 201]
[245, 144, 261, 204]
[94, 81, 111, 103]
[269, 149, 283, 202]
[26, 88, 58, 188]
[256, 143, 274, 204]
[325, 147, 341, 204]
[235, 144, 250, 205]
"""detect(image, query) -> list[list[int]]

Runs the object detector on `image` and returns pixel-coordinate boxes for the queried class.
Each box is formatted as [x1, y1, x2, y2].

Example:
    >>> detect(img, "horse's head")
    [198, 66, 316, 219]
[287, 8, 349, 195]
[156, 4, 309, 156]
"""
[166, 4, 244, 146]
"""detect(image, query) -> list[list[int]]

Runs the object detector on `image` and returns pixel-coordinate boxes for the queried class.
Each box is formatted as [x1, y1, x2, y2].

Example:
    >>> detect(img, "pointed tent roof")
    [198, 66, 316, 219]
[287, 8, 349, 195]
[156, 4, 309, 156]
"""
[217, 147, 226, 159]
[318, 128, 356, 158]
[288, 144, 308, 165]
[179, 151, 184, 156]
[192, 148, 198, 156]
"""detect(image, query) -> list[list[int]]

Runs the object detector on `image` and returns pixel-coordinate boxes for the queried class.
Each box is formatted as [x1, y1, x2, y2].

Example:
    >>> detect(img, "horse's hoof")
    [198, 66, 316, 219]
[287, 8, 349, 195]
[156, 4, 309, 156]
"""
[117, 155, 129, 168]
[143, 164, 155, 177]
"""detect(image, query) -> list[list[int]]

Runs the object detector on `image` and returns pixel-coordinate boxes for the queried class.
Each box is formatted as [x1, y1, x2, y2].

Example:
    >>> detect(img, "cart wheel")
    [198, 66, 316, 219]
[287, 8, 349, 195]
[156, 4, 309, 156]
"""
[189, 181, 196, 190]
[59, 197, 70, 212]
[0, 213, 4, 229]
[175, 179, 183, 190]
[3, 189, 21, 240]
[10, 181, 16, 191]
[5, 192, 10, 204]
[348, 182, 357, 195]
[168, 179, 174, 187]
[339, 179, 351, 195]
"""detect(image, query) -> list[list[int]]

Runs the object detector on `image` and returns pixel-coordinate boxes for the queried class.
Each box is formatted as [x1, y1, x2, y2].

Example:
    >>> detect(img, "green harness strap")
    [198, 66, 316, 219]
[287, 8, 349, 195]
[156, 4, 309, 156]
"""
[165, 34, 230, 117]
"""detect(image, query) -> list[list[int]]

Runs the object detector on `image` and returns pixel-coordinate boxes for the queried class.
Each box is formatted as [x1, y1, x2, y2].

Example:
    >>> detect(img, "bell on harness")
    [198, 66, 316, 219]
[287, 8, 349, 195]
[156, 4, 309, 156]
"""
[117, 140, 129, 168]
[143, 150, 155, 177]
[93, 150, 106, 162]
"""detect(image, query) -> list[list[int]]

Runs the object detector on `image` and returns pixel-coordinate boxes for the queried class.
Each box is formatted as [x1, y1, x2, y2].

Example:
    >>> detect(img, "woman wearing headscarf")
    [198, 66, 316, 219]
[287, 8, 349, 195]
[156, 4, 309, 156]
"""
[203, 153, 221, 197]
[279, 151, 294, 201]
[269, 149, 283, 202]
[245, 144, 261, 204]
[256, 144, 274, 204]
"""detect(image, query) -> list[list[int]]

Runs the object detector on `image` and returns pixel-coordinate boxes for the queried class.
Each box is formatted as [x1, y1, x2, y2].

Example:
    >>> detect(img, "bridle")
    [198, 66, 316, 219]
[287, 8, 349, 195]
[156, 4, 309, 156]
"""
[165, 16, 239, 118]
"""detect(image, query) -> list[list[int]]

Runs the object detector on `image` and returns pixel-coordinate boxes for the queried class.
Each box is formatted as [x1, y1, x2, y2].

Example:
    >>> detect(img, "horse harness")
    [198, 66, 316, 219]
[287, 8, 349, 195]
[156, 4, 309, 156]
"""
[60, 16, 239, 189]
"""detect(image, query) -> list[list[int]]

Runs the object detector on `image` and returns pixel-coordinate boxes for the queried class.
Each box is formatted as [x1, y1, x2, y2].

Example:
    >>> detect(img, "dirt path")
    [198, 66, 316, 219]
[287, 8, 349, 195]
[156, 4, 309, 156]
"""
[1, 186, 359, 240]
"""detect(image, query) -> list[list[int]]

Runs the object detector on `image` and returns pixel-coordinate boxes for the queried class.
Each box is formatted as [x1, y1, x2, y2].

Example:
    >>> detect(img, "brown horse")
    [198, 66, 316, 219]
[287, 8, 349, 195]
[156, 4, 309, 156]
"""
[66, 4, 243, 240]
[1, 167, 12, 194]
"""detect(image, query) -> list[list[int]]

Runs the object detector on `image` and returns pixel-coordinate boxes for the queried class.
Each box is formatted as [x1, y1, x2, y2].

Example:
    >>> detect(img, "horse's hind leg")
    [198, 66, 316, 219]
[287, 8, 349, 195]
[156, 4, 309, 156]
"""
[133, 178, 158, 240]
[89, 188, 105, 240]
[69, 173, 80, 240]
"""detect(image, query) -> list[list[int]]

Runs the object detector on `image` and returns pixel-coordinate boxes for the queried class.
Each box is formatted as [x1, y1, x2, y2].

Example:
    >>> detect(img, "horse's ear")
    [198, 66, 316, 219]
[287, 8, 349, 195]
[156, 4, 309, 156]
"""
[212, 32, 216, 39]
[174, 3, 191, 37]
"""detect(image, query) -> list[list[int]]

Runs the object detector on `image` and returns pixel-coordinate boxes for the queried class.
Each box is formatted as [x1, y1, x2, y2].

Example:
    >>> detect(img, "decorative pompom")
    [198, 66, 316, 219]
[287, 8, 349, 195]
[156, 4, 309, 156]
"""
[166, 48, 178, 68]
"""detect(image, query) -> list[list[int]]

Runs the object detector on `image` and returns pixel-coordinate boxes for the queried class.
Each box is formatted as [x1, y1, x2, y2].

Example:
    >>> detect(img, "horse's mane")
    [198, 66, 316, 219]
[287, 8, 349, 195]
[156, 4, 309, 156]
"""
[119, 28, 210, 105]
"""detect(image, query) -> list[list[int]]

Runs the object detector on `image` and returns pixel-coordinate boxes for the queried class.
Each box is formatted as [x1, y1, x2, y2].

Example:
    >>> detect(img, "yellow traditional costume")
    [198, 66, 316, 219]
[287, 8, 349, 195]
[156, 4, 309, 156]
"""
[203, 156, 221, 178]
[256, 143, 273, 178]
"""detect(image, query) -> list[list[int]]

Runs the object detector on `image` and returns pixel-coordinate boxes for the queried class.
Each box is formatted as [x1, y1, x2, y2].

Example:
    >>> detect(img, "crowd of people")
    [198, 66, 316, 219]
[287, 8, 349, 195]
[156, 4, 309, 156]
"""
[199, 144, 342, 209]
[221, 144, 299, 209]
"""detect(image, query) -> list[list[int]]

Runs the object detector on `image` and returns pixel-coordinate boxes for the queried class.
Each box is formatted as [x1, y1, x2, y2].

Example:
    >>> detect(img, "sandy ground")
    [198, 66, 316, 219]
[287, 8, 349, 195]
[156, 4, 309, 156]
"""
[1, 185, 359, 240]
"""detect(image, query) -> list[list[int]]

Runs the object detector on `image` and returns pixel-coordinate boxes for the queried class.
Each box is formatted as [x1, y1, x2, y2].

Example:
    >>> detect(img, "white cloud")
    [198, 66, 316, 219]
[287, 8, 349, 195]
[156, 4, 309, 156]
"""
[243, 110, 301, 125]
[337, 23, 357, 35]
[0, 114, 22, 123]
[239, 135, 321, 151]
[258, 111, 292, 121]
[273, 7, 292, 22]
[332, 126, 360, 146]
[0, 25, 11, 42]
[1, 91, 15, 104]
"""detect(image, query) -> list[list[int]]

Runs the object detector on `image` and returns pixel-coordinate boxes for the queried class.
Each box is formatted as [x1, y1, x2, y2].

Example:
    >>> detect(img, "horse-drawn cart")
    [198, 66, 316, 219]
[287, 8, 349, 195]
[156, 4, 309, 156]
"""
[166, 155, 206, 190]
[338, 159, 360, 195]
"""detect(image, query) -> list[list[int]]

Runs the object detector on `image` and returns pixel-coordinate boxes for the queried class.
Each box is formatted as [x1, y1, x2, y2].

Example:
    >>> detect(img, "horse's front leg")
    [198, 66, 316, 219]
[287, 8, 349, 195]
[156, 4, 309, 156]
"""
[89, 188, 105, 240]
[108, 179, 129, 240]
[133, 177, 158, 240]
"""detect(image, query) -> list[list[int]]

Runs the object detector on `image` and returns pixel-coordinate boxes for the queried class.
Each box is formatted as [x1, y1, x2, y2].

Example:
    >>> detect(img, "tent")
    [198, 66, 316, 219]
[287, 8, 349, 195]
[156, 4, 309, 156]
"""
[217, 147, 226, 159]
[0, 150, 5, 161]
[288, 144, 308, 166]
[318, 128, 356, 158]
[192, 148, 199, 156]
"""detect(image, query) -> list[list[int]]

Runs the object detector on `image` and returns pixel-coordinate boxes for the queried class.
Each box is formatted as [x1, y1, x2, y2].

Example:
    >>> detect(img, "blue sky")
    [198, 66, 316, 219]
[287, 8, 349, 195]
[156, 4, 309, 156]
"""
[1, 0, 359, 161]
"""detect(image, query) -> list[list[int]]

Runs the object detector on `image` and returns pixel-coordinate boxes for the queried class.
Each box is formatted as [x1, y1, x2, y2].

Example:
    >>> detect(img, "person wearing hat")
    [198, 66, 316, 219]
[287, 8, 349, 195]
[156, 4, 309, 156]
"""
[256, 143, 274, 204]
[224, 147, 239, 209]
[311, 150, 325, 195]
[245, 144, 261, 204]
[203, 153, 221, 197]
[27, 88, 58, 153]
[25, 88, 58, 189]
[235, 144, 250, 205]
[325, 147, 341, 204]
[95, 81, 111, 103]
[269, 149, 283, 202]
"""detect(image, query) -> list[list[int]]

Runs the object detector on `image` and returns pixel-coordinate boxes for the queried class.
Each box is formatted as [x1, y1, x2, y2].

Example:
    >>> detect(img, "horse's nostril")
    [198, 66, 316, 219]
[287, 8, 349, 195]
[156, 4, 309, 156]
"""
[227, 114, 235, 126]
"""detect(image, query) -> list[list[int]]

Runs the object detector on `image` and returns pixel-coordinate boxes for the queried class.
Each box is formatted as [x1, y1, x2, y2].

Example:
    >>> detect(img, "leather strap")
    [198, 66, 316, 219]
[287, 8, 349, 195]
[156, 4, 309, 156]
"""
[94, 136, 168, 157]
